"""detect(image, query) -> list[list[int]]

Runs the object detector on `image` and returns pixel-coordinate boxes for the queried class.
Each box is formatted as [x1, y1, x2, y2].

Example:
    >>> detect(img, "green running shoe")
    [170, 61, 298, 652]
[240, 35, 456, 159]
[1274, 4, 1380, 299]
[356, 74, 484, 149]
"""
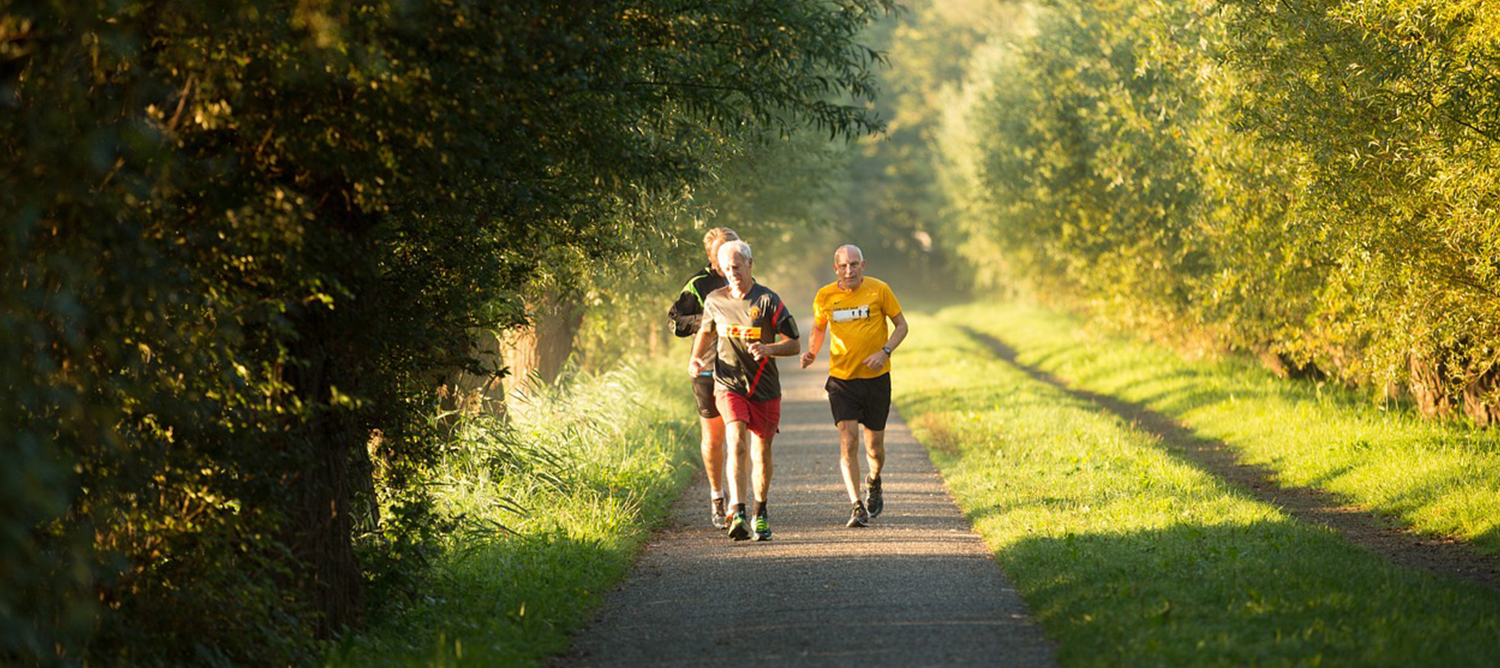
[726, 509, 751, 541]
[751, 513, 772, 541]
[864, 475, 883, 518]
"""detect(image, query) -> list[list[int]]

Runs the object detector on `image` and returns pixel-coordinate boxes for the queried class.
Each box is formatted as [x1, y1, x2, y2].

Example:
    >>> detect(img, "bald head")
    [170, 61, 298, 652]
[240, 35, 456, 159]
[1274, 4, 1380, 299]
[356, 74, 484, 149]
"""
[833, 244, 867, 290]
[834, 244, 864, 264]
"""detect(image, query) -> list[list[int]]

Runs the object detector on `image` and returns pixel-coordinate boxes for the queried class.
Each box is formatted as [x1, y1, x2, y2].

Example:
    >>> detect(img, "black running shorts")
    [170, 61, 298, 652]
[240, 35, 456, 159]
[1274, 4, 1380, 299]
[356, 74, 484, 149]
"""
[693, 373, 720, 418]
[825, 373, 891, 431]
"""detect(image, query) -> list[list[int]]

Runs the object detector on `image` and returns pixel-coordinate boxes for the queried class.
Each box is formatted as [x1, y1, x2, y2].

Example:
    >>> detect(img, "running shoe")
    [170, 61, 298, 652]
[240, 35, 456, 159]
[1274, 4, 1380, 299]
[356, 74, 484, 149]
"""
[847, 501, 869, 528]
[726, 509, 751, 541]
[752, 513, 772, 541]
[864, 475, 883, 518]
[710, 498, 727, 530]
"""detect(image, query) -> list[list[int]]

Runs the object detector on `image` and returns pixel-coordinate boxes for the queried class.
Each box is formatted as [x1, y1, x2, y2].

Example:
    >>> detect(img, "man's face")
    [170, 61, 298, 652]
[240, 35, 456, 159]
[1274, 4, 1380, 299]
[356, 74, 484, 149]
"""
[834, 251, 865, 287]
[718, 247, 753, 294]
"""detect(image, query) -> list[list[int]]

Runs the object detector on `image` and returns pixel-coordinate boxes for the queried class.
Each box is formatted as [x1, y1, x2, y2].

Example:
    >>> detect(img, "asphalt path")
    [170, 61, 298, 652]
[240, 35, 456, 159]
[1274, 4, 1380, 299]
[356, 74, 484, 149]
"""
[561, 364, 1056, 667]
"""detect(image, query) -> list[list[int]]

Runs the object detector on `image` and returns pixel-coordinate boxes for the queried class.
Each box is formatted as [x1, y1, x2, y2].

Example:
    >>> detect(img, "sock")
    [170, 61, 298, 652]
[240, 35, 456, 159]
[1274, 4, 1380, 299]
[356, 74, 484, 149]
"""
[753, 500, 767, 518]
[732, 502, 745, 516]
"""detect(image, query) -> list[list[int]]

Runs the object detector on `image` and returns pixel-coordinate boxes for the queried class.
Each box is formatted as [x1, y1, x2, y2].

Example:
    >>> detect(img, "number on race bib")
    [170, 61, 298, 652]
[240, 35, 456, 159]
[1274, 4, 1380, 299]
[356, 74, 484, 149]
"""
[831, 305, 870, 322]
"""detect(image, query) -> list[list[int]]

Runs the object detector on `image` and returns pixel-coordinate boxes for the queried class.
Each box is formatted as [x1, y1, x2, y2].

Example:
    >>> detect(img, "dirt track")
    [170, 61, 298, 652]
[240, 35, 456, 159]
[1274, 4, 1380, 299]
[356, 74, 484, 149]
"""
[561, 364, 1056, 667]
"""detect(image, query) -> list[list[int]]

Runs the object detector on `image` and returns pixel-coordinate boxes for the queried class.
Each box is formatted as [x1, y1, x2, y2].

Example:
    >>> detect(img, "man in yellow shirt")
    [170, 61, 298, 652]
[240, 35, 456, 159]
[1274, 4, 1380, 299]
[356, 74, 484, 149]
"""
[800, 245, 909, 527]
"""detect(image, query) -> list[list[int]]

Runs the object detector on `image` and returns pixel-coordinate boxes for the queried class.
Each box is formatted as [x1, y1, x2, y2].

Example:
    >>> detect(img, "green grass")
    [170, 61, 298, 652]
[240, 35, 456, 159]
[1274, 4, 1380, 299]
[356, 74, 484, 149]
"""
[894, 307, 1500, 666]
[323, 360, 697, 667]
[941, 301, 1500, 553]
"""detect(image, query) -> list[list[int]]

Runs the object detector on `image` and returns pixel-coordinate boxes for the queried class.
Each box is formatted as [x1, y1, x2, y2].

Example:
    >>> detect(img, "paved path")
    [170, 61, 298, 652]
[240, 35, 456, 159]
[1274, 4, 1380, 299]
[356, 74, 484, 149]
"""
[562, 365, 1055, 667]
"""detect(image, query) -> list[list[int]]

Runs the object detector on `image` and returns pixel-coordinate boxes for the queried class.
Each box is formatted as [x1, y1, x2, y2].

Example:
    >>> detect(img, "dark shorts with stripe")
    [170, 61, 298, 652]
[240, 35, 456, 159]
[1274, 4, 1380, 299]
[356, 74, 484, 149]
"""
[693, 372, 720, 418]
[825, 373, 891, 432]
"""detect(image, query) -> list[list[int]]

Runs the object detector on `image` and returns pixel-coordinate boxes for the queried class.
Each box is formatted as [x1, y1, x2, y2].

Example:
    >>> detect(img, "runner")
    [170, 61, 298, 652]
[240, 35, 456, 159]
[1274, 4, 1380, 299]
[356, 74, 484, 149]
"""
[688, 239, 800, 541]
[668, 227, 739, 529]
[800, 244, 909, 528]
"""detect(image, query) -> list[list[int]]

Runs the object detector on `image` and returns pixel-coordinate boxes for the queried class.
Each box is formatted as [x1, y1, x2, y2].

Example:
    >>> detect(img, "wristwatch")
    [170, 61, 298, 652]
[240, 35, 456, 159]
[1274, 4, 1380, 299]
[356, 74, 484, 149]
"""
[881, 345, 893, 355]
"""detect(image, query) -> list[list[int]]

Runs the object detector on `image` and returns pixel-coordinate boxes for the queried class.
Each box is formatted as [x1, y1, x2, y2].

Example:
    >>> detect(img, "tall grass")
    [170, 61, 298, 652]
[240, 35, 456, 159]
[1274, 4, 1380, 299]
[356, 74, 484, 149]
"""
[324, 360, 696, 667]
[894, 309, 1500, 666]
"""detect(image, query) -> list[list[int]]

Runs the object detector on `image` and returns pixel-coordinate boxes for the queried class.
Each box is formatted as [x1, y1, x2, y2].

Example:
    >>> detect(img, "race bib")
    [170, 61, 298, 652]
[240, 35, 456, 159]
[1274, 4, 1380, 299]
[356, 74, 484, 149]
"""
[719, 324, 763, 340]
[831, 305, 870, 322]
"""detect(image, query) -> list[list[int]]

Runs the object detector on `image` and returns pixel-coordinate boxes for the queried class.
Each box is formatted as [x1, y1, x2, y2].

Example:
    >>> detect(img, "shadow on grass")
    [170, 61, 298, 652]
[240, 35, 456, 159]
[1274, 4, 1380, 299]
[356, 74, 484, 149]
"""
[997, 520, 1500, 667]
[956, 325, 1500, 594]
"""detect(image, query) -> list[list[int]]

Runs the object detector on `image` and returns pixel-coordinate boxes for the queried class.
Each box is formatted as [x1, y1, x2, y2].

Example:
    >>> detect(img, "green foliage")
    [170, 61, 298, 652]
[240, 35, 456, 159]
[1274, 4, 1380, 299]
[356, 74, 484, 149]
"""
[822, 0, 1013, 301]
[1, 0, 893, 664]
[326, 360, 695, 668]
[905, 0, 1500, 421]
[1219, 0, 1500, 407]
[896, 309, 1500, 666]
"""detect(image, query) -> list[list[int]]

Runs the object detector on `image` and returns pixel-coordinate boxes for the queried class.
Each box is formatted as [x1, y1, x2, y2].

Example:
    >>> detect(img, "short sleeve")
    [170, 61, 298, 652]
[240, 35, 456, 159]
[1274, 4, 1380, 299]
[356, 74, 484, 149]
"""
[882, 282, 902, 319]
[775, 298, 800, 340]
[698, 295, 717, 334]
[812, 289, 829, 326]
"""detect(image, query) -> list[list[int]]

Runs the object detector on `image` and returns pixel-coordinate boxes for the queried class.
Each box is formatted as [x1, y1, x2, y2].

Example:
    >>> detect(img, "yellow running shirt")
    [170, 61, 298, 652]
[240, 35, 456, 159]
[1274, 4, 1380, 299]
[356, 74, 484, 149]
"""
[812, 277, 902, 380]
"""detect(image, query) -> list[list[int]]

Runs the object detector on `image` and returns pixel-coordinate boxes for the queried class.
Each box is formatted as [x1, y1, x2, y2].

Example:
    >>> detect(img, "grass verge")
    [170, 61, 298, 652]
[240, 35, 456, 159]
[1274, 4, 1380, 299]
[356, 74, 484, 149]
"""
[895, 308, 1500, 666]
[941, 301, 1500, 553]
[323, 360, 696, 667]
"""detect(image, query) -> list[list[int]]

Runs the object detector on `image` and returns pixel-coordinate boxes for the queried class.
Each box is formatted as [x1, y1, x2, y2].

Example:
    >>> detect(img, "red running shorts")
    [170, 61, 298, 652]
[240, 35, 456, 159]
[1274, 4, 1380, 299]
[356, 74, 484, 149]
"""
[715, 392, 782, 439]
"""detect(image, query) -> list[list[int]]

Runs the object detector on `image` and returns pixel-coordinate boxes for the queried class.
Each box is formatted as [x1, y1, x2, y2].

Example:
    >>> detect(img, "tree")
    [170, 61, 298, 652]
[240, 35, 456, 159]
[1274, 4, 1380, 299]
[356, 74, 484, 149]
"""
[1, 0, 894, 663]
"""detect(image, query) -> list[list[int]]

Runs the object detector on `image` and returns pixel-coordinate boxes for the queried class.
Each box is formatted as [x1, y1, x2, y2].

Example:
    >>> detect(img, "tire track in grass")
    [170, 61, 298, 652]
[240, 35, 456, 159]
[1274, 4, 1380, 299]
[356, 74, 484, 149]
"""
[957, 325, 1500, 594]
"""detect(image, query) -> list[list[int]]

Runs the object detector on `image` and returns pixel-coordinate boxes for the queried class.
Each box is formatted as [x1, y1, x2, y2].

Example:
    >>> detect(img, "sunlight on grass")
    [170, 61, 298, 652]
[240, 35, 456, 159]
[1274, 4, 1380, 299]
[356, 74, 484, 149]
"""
[938, 301, 1500, 554]
[324, 361, 696, 667]
[895, 311, 1500, 666]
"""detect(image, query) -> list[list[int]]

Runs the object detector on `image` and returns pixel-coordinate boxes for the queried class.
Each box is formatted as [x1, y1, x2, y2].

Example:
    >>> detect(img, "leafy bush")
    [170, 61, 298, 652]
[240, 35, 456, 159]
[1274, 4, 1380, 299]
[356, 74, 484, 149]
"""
[913, 0, 1500, 423]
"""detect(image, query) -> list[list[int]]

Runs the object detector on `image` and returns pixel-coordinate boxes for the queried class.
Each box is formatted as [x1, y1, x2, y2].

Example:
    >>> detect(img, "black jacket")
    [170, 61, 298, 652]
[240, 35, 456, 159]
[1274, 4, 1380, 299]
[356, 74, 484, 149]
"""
[668, 265, 727, 337]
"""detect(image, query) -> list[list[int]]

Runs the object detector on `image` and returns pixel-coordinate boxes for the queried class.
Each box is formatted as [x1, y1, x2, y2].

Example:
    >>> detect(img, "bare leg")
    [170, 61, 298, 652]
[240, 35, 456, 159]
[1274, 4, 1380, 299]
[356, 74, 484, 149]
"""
[700, 415, 726, 497]
[751, 433, 774, 505]
[724, 420, 751, 510]
[837, 419, 863, 503]
[864, 426, 886, 481]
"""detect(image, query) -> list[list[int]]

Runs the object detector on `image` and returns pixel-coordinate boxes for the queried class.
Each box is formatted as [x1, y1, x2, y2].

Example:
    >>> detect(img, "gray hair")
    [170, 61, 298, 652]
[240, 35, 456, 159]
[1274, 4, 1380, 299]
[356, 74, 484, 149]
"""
[718, 239, 753, 262]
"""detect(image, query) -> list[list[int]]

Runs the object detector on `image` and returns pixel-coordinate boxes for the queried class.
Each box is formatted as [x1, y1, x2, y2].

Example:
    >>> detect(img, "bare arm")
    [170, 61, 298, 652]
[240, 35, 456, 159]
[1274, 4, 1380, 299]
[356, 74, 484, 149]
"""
[749, 335, 799, 361]
[800, 321, 827, 368]
[860, 311, 910, 370]
[886, 311, 910, 351]
[686, 323, 714, 376]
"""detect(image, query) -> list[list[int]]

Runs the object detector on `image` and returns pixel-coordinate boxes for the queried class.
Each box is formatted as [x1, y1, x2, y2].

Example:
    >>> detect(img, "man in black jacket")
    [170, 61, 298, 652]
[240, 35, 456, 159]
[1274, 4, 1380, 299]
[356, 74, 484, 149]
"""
[668, 227, 739, 529]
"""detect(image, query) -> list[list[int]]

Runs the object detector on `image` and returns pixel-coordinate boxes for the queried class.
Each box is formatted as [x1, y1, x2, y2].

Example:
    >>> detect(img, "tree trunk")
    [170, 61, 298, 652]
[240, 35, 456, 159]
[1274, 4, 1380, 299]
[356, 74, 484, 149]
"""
[1409, 354, 1454, 419]
[501, 289, 586, 394]
[285, 321, 367, 638]
[1410, 352, 1500, 427]
[434, 328, 510, 418]
[1462, 366, 1500, 427]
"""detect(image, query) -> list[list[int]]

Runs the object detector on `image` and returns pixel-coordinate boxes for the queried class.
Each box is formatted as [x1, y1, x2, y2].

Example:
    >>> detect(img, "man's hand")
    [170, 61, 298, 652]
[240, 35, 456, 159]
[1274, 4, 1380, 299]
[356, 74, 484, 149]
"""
[861, 350, 889, 370]
[688, 357, 705, 376]
[747, 342, 768, 361]
[800, 349, 816, 368]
